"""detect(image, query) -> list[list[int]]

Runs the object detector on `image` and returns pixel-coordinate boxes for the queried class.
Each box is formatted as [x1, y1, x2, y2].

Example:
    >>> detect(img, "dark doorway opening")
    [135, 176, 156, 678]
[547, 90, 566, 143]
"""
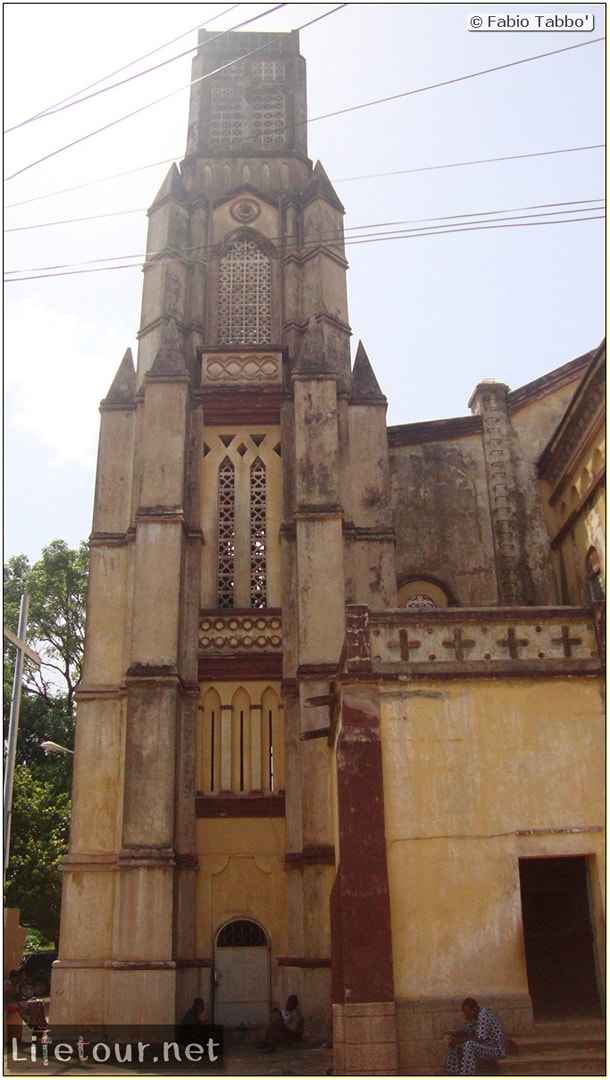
[519, 856, 602, 1018]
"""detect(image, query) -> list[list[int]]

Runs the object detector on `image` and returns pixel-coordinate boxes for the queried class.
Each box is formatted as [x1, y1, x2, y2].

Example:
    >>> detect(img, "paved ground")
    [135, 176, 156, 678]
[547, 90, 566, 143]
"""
[5, 1030, 334, 1077]
[224, 1037, 334, 1075]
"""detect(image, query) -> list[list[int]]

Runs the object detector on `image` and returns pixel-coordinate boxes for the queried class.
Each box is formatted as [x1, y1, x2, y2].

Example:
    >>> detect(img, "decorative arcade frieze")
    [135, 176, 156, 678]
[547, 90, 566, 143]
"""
[345, 604, 602, 678]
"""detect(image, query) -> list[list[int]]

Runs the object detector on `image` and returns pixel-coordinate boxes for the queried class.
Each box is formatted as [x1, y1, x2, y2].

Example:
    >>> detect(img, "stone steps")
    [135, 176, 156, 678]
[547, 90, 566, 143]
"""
[496, 1020, 605, 1076]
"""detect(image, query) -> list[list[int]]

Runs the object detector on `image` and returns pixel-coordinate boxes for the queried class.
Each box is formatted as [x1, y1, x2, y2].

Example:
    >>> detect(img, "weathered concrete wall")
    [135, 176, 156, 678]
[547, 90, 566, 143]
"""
[390, 435, 497, 605]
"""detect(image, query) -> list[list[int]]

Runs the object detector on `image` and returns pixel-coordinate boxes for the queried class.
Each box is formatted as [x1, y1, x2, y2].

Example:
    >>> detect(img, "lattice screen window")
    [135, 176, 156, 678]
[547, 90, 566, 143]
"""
[218, 239, 272, 346]
[250, 457, 267, 608]
[225, 61, 246, 81]
[217, 456, 236, 608]
[252, 60, 285, 82]
[251, 88, 285, 144]
[210, 86, 245, 145]
[210, 66, 286, 147]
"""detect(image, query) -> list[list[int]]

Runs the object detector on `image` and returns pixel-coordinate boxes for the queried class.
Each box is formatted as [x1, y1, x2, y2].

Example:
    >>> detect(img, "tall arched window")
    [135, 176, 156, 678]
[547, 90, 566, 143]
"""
[198, 686, 284, 795]
[218, 238, 271, 346]
[250, 457, 267, 608]
[217, 456, 235, 608]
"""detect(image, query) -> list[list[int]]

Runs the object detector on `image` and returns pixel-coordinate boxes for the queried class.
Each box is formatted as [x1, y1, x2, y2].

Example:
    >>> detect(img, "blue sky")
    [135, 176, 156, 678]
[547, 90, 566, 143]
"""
[4, 3, 605, 563]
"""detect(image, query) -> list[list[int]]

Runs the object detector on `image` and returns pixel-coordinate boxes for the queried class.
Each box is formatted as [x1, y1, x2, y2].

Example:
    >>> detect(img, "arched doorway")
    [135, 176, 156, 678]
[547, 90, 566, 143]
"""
[214, 919, 270, 1026]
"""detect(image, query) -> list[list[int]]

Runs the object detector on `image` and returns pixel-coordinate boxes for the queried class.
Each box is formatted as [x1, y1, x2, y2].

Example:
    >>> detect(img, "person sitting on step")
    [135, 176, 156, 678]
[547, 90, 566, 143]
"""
[257, 994, 304, 1053]
[445, 997, 505, 1075]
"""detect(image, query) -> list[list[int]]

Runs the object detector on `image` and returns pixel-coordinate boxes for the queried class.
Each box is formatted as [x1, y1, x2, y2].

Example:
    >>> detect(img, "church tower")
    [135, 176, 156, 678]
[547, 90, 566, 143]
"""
[52, 29, 394, 1035]
[49, 27, 605, 1073]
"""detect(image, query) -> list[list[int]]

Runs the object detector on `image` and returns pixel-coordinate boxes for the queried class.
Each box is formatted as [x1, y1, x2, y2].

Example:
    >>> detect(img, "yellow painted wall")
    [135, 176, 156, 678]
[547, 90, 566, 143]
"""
[195, 817, 287, 958]
[379, 677, 605, 997]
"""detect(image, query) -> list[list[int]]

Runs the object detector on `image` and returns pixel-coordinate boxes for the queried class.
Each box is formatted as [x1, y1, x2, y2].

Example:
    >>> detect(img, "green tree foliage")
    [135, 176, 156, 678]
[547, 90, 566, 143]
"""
[4, 540, 89, 942]
[4, 540, 88, 710]
[4, 768, 70, 943]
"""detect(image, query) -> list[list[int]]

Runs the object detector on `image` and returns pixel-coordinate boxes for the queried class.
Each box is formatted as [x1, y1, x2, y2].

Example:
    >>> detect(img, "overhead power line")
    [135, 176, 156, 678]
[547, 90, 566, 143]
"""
[4, 4, 345, 182]
[335, 143, 605, 184]
[6, 198, 604, 268]
[4, 28, 600, 185]
[5, 202, 604, 281]
[4, 143, 604, 213]
[4, 4, 242, 132]
[5, 194, 604, 236]
[306, 36, 604, 131]
[6, 216, 604, 283]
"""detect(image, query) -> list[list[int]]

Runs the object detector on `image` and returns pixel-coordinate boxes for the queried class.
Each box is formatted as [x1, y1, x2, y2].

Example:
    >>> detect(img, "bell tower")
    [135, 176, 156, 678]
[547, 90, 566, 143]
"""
[52, 27, 373, 1034]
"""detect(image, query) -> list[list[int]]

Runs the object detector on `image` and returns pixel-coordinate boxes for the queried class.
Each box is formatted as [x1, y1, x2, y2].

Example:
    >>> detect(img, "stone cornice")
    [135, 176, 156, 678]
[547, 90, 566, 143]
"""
[74, 684, 126, 702]
[537, 346, 605, 485]
[88, 531, 130, 547]
[294, 503, 343, 518]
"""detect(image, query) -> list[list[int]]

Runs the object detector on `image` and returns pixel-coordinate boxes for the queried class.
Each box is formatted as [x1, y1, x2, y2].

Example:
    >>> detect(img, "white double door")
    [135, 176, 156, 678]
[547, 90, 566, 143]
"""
[214, 933, 270, 1026]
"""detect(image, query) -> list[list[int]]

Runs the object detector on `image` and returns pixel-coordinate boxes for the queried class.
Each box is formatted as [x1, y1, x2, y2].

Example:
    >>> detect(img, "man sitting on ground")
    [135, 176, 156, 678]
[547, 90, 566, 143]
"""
[177, 997, 205, 1044]
[257, 994, 304, 1053]
[445, 997, 505, 1075]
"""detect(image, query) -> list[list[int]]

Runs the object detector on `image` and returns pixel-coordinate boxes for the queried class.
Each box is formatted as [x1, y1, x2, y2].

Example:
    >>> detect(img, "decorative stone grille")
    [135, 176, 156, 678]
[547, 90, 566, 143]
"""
[404, 594, 436, 610]
[250, 457, 267, 608]
[217, 456, 235, 608]
[218, 239, 272, 346]
[252, 60, 286, 82]
[199, 613, 282, 652]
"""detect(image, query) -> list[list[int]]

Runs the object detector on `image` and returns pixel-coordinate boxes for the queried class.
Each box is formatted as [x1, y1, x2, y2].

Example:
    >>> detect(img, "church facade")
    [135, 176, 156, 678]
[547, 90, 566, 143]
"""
[51, 30, 605, 1074]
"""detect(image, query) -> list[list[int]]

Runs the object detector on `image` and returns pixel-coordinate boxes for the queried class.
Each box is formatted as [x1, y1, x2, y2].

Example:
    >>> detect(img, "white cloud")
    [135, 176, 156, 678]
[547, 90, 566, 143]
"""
[5, 299, 129, 470]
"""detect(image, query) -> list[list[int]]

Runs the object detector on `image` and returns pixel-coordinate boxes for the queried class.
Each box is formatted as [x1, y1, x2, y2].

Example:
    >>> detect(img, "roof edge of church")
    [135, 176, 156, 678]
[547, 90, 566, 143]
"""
[507, 347, 598, 414]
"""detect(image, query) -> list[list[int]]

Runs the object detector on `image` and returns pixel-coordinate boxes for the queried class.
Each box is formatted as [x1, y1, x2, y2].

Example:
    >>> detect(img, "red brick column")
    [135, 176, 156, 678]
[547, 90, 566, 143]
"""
[331, 689, 397, 1074]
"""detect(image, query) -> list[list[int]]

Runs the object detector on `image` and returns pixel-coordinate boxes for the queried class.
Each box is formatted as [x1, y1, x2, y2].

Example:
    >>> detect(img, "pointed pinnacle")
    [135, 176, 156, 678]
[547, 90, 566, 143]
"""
[350, 341, 386, 402]
[103, 347, 136, 405]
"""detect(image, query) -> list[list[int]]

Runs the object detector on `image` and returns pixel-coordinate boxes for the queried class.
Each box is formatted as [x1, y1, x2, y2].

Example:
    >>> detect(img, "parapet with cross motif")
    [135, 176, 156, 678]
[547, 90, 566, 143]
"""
[344, 604, 603, 679]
